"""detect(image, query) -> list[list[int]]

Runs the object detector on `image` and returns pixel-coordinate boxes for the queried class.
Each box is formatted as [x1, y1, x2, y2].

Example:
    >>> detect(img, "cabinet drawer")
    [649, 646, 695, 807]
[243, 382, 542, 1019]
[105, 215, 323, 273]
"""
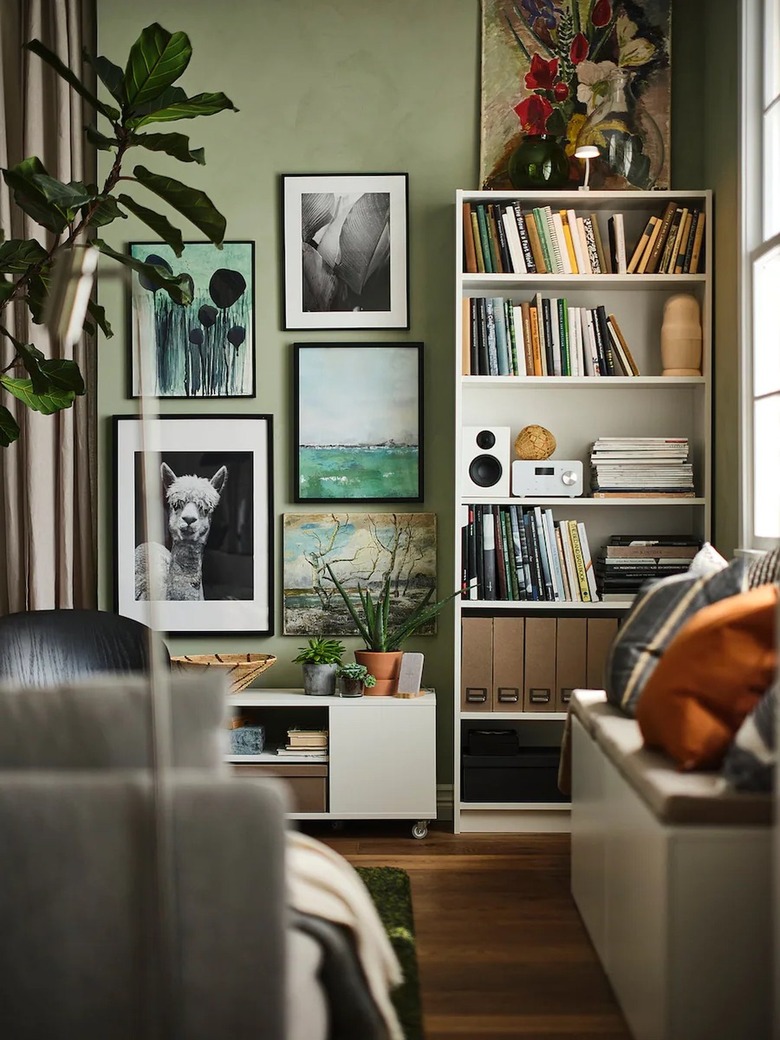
[232, 763, 328, 813]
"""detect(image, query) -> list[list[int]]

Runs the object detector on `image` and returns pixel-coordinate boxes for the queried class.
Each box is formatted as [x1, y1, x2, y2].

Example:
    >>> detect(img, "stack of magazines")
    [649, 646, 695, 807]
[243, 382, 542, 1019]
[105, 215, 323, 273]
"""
[596, 535, 701, 601]
[590, 437, 694, 498]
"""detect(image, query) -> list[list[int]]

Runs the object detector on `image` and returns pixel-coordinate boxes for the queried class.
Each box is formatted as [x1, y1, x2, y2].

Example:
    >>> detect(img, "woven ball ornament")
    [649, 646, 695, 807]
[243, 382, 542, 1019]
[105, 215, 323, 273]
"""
[514, 425, 556, 460]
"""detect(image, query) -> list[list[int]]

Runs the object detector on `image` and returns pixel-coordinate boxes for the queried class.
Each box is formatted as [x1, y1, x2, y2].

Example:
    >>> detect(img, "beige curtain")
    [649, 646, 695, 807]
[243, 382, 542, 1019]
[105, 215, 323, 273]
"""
[0, 0, 96, 613]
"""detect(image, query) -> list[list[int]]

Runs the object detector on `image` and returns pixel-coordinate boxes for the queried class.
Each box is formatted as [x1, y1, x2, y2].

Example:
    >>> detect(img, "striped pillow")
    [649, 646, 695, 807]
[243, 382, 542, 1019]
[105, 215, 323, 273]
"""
[605, 556, 748, 716]
[722, 683, 776, 792]
[748, 546, 780, 588]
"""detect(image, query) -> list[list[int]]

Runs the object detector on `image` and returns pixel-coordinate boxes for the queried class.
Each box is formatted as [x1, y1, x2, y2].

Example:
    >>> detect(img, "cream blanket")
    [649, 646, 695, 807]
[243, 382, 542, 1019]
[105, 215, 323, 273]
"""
[286, 831, 404, 1040]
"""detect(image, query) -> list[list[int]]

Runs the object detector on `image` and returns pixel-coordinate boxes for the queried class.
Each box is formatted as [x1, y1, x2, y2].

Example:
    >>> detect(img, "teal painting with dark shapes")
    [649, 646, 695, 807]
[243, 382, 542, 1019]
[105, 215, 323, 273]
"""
[130, 241, 254, 398]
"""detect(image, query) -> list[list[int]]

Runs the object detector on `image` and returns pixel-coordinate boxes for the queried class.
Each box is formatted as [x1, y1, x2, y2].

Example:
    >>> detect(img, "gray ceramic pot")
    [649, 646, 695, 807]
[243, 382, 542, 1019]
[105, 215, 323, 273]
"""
[302, 662, 338, 696]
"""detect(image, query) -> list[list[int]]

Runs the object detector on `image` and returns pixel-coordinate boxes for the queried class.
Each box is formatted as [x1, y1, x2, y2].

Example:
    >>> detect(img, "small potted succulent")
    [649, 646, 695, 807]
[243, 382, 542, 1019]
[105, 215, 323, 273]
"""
[336, 662, 377, 699]
[293, 637, 345, 696]
[326, 564, 460, 694]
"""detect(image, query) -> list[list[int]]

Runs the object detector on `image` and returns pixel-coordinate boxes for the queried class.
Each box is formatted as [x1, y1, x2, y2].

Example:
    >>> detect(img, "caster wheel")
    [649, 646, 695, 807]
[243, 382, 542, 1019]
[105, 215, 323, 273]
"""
[412, 821, 428, 839]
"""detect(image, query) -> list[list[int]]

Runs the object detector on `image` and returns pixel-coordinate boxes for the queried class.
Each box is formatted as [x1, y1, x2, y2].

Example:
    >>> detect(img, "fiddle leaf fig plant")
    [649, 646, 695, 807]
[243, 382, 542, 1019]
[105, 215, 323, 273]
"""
[0, 23, 237, 447]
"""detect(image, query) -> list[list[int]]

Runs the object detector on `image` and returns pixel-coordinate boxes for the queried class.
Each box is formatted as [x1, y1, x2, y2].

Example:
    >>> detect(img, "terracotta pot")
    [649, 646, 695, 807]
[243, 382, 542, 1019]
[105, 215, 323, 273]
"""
[354, 650, 403, 696]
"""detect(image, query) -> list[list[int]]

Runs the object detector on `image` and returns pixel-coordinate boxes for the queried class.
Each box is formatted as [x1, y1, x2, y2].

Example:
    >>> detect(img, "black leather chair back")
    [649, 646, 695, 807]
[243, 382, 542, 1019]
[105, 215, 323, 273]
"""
[0, 609, 169, 687]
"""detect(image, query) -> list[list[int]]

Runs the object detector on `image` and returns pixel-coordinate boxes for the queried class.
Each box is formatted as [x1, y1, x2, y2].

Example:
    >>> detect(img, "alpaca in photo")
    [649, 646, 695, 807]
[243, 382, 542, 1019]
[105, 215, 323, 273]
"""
[135, 463, 228, 601]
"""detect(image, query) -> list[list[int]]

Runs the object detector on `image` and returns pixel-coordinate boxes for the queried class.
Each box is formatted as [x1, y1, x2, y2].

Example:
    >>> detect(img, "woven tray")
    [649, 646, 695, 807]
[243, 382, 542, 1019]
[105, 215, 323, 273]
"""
[170, 653, 277, 693]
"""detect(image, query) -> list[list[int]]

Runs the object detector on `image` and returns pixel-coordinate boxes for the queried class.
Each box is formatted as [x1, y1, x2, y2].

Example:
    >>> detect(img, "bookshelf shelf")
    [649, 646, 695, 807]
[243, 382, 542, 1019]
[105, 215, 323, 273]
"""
[453, 188, 712, 835]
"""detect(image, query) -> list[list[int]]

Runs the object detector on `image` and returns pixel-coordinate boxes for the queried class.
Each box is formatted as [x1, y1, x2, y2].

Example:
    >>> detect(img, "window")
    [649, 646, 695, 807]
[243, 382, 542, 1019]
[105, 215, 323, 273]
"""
[742, 0, 780, 546]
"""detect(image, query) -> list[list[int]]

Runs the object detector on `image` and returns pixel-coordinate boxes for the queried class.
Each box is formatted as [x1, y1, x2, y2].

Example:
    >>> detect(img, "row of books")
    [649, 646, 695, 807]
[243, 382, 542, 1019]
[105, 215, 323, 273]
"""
[461, 201, 705, 277]
[276, 727, 328, 759]
[596, 535, 701, 600]
[462, 201, 612, 276]
[461, 504, 599, 603]
[590, 438, 694, 498]
[626, 203, 705, 275]
[462, 295, 639, 377]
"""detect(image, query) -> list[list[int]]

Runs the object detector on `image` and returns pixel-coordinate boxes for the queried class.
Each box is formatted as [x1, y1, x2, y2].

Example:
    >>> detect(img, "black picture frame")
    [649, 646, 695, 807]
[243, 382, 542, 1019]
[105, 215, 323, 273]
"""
[281, 173, 410, 330]
[113, 414, 274, 635]
[128, 241, 256, 399]
[293, 342, 423, 503]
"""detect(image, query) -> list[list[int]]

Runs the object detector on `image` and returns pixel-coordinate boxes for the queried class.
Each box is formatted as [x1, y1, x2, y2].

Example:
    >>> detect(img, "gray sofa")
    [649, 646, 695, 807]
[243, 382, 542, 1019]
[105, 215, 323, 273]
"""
[0, 673, 385, 1040]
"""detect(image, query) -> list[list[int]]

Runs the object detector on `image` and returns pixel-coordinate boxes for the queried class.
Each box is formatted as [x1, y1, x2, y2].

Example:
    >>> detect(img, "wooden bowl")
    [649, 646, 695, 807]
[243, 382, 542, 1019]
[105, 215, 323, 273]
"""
[170, 653, 277, 693]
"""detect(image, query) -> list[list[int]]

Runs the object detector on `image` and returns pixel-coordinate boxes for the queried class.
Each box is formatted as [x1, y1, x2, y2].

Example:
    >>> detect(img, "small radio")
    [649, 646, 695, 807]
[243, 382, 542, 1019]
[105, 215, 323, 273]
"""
[511, 460, 583, 498]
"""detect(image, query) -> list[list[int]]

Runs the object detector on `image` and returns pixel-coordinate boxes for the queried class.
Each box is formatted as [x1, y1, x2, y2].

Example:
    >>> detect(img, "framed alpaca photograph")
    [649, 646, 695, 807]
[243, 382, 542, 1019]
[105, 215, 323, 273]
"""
[282, 173, 409, 330]
[294, 342, 423, 502]
[113, 415, 273, 635]
[129, 241, 255, 398]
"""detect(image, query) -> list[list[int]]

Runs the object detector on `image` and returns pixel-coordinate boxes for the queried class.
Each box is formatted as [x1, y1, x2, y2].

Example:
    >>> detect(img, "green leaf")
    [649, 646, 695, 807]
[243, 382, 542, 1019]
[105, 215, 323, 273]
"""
[86, 124, 117, 151]
[0, 279, 16, 304]
[39, 358, 85, 394]
[93, 238, 194, 305]
[126, 90, 238, 129]
[123, 23, 192, 108]
[84, 195, 126, 228]
[0, 239, 48, 274]
[86, 299, 113, 338]
[82, 50, 125, 104]
[3, 157, 69, 233]
[129, 131, 205, 165]
[24, 39, 119, 121]
[25, 264, 52, 325]
[0, 374, 76, 415]
[117, 193, 183, 255]
[17, 341, 50, 395]
[0, 405, 20, 447]
[133, 165, 226, 245]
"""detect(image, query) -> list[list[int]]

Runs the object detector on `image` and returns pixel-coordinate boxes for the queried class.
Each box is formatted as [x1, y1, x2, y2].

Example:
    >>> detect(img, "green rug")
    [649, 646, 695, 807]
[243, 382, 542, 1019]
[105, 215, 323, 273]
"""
[356, 866, 423, 1040]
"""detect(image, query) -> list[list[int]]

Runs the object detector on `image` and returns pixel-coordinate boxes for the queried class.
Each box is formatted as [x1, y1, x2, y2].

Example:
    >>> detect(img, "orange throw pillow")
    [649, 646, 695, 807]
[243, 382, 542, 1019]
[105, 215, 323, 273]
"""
[636, 585, 777, 770]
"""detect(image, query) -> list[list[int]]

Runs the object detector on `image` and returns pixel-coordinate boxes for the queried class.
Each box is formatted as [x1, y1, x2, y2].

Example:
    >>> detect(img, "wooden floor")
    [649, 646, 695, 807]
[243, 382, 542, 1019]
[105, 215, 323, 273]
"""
[302, 820, 632, 1040]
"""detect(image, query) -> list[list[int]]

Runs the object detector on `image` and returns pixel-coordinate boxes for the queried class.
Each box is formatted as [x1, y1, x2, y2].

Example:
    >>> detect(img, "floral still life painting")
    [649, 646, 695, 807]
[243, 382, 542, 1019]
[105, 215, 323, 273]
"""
[480, 0, 671, 191]
[130, 242, 254, 398]
[283, 512, 436, 635]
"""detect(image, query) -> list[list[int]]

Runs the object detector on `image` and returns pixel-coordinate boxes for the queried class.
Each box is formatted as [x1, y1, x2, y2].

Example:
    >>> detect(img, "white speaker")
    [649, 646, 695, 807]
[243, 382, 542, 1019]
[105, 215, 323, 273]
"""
[462, 426, 511, 497]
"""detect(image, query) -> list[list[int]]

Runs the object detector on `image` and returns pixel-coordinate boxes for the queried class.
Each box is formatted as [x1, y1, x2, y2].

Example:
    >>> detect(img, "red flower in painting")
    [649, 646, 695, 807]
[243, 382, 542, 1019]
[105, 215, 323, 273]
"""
[553, 81, 569, 101]
[570, 32, 589, 65]
[514, 94, 553, 134]
[524, 53, 559, 91]
[592, 0, 611, 28]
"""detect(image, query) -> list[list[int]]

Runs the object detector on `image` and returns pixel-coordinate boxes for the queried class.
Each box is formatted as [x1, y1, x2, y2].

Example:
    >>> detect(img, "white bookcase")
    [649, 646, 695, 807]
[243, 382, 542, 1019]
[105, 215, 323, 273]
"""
[228, 689, 437, 838]
[453, 189, 712, 834]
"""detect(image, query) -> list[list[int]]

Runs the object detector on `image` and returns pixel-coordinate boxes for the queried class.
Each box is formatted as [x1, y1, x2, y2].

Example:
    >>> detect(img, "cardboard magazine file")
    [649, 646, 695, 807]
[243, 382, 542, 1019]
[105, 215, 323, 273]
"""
[586, 617, 619, 690]
[523, 616, 556, 711]
[492, 616, 524, 712]
[555, 617, 588, 713]
[461, 616, 493, 711]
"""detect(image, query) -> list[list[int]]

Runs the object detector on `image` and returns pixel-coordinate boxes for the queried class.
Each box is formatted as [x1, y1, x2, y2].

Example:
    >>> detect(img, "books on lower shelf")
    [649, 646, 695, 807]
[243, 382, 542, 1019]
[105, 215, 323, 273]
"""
[590, 437, 695, 497]
[462, 296, 639, 377]
[462, 200, 705, 276]
[278, 727, 328, 758]
[461, 504, 599, 603]
[596, 534, 702, 599]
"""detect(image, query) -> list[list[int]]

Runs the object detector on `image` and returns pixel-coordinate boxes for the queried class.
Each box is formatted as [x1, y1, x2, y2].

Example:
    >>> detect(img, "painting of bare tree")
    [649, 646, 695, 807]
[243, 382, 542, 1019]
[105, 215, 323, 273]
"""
[283, 512, 437, 635]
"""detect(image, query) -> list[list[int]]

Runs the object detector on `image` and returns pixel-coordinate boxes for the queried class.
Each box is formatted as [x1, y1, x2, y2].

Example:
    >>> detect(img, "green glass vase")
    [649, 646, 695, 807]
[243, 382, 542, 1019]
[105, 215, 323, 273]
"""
[508, 134, 569, 190]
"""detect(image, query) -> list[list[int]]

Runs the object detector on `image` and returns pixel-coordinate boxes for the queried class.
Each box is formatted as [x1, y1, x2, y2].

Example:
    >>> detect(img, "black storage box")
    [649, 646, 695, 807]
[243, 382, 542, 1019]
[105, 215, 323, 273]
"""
[467, 729, 520, 756]
[461, 746, 568, 803]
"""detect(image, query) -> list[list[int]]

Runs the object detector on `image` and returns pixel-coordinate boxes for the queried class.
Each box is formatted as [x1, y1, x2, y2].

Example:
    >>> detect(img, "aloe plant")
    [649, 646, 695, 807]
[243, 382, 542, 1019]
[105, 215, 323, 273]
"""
[0, 23, 237, 447]
[292, 637, 345, 665]
[325, 563, 459, 652]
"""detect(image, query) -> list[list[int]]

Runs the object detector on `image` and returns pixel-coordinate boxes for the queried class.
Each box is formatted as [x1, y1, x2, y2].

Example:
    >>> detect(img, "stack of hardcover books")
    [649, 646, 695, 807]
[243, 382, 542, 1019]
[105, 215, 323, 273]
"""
[590, 437, 694, 498]
[596, 535, 702, 601]
[276, 728, 328, 759]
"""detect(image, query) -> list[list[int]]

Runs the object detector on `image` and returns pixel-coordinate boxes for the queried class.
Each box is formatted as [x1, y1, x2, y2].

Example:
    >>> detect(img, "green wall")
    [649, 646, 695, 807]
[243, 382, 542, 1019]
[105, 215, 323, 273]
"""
[97, 1, 740, 789]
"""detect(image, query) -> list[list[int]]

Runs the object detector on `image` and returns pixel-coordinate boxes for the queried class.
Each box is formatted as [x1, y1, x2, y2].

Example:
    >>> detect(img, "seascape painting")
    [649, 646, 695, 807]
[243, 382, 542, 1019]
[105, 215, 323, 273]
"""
[295, 343, 422, 502]
[283, 512, 437, 636]
[130, 241, 254, 397]
[480, 0, 671, 190]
